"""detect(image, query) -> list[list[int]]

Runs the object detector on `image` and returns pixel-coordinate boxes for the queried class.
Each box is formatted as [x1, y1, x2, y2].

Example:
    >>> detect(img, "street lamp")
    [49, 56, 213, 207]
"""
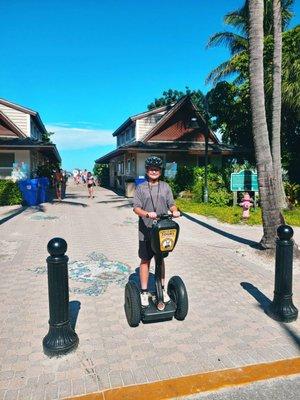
[188, 116, 209, 203]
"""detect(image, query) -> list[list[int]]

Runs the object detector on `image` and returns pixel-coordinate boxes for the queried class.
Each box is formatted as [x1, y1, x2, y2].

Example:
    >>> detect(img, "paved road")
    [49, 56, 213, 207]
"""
[179, 375, 300, 400]
[0, 183, 299, 399]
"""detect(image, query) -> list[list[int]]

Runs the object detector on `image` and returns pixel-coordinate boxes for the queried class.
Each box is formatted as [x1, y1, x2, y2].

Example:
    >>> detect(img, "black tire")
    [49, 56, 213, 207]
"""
[168, 276, 188, 321]
[124, 282, 141, 327]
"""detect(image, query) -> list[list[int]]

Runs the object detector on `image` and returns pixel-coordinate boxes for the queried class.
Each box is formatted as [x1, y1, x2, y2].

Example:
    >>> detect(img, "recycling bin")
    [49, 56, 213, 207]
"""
[134, 177, 146, 186]
[38, 177, 50, 203]
[18, 179, 39, 206]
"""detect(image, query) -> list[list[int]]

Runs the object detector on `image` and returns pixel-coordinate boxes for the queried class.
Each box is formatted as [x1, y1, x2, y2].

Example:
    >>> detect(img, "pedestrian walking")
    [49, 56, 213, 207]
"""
[132, 156, 180, 307]
[86, 172, 96, 198]
[61, 170, 68, 199]
[53, 168, 63, 201]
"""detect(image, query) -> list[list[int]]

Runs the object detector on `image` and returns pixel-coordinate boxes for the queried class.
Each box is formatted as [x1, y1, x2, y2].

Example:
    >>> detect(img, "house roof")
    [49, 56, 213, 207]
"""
[0, 110, 27, 138]
[112, 104, 172, 137]
[0, 98, 48, 135]
[95, 140, 243, 164]
[141, 95, 220, 144]
[0, 137, 61, 162]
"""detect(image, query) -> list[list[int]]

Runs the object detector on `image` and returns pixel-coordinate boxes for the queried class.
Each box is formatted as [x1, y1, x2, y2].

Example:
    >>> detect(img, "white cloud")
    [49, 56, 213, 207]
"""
[46, 124, 115, 150]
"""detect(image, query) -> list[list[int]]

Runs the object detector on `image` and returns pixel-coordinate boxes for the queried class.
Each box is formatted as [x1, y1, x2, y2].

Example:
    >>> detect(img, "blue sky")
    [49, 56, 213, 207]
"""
[1, 0, 299, 171]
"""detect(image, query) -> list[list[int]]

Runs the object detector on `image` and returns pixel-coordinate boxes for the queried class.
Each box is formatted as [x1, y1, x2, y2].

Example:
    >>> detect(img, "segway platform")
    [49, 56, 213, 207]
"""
[141, 297, 176, 323]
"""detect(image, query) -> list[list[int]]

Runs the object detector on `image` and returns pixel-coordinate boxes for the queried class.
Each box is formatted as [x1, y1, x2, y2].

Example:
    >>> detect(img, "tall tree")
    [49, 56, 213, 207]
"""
[248, 0, 283, 248]
[272, 0, 286, 208]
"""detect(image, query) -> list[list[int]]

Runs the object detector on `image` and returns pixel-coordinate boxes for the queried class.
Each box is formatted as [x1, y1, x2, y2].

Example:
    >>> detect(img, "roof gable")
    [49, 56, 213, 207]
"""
[142, 96, 219, 144]
[0, 98, 47, 135]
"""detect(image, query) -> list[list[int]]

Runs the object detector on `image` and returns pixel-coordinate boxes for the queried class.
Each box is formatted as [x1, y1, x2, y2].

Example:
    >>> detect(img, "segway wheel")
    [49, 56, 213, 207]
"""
[124, 282, 141, 327]
[168, 276, 188, 321]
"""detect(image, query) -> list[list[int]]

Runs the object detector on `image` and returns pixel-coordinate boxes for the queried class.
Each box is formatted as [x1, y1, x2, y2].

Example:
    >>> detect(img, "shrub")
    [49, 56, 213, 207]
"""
[174, 166, 195, 192]
[284, 182, 300, 207]
[0, 180, 22, 206]
[209, 188, 232, 206]
[35, 163, 59, 186]
[93, 163, 109, 187]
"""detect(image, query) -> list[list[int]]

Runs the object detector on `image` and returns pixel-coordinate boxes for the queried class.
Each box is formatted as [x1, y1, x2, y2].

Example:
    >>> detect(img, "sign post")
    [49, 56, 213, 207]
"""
[230, 170, 258, 206]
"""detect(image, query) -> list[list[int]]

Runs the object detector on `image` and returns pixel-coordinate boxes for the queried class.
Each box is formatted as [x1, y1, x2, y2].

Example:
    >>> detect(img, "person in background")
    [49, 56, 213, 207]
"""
[53, 168, 63, 201]
[86, 171, 96, 198]
[61, 170, 68, 199]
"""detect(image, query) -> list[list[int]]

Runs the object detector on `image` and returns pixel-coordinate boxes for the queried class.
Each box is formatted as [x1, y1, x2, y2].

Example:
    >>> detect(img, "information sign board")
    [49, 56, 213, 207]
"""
[230, 170, 258, 192]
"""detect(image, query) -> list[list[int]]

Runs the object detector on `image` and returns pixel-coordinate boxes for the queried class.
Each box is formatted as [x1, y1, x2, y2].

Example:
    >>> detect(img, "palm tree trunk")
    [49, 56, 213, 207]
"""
[272, 0, 287, 209]
[248, 0, 283, 249]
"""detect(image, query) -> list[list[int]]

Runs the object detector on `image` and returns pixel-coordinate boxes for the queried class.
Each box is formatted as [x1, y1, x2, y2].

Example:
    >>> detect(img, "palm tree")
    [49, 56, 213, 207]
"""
[272, 0, 286, 208]
[206, 0, 294, 85]
[248, 0, 283, 248]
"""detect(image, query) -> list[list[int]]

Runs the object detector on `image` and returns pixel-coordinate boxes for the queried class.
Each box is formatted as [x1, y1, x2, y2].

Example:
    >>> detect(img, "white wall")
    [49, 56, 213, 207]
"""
[0, 150, 30, 178]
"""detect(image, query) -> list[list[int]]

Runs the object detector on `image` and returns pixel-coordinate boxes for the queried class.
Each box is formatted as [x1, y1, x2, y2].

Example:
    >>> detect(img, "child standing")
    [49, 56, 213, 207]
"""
[133, 156, 180, 307]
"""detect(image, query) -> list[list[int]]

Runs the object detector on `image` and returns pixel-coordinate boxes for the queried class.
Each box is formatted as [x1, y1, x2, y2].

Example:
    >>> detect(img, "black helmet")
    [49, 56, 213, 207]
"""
[145, 156, 163, 169]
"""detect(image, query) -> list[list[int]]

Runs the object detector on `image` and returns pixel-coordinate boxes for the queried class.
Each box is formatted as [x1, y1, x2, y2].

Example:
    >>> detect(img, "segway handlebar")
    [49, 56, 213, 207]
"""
[156, 211, 182, 220]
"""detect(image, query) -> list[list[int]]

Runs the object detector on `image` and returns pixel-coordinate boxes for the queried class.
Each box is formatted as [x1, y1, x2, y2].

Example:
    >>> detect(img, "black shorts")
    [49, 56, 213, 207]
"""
[138, 240, 155, 261]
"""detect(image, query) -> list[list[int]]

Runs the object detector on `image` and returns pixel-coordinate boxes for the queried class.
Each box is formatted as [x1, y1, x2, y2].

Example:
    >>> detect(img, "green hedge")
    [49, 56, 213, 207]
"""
[0, 180, 23, 206]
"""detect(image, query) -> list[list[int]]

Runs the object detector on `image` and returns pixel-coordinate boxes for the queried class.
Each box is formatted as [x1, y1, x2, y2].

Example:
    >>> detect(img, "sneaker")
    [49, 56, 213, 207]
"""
[140, 291, 149, 307]
[163, 289, 170, 303]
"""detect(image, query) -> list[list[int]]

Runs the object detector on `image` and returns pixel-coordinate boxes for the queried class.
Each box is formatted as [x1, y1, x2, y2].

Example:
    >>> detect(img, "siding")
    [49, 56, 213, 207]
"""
[136, 112, 165, 141]
[0, 104, 29, 135]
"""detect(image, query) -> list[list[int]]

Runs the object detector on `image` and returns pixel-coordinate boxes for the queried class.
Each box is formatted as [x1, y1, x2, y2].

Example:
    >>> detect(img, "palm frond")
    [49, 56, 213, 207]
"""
[205, 60, 239, 85]
[206, 32, 247, 55]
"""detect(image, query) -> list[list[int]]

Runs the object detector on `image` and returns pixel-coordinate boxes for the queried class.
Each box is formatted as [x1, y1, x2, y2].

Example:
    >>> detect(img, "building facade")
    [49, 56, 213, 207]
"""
[0, 98, 61, 179]
[96, 96, 241, 195]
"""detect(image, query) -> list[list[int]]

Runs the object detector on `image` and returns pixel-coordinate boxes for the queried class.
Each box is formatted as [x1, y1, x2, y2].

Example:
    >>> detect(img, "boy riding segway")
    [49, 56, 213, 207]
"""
[133, 156, 180, 307]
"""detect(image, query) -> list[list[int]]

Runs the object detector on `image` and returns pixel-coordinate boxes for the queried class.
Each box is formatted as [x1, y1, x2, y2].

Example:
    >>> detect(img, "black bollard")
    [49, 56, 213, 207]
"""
[267, 225, 298, 323]
[43, 238, 79, 356]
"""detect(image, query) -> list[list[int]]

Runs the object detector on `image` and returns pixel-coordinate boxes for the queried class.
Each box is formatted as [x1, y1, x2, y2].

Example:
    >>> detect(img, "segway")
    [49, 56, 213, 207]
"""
[124, 214, 188, 327]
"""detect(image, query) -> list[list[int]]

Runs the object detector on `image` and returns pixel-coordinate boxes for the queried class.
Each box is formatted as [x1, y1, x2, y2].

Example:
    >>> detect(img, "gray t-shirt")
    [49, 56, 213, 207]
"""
[133, 180, 175, 241]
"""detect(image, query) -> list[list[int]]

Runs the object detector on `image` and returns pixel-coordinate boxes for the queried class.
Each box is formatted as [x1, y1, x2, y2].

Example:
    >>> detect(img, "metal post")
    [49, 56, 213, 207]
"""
[203, 129, 209, 203]
[267, 225, 298, 322]
[43, 238, 79, 356]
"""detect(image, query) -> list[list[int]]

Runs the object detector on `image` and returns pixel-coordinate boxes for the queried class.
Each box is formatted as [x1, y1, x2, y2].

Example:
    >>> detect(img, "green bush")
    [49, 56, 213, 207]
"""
[93, 163, 109, 187]
[174, 166, 195, 192]
[0, 180, 22, 206]
[284, 182, 300, 206]
[209, 188, 232, 206]
[35, 163, 60, 186]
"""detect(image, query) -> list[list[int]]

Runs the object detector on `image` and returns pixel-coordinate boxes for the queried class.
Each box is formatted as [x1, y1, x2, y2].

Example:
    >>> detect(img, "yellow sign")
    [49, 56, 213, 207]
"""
[159, 229, 177, 252]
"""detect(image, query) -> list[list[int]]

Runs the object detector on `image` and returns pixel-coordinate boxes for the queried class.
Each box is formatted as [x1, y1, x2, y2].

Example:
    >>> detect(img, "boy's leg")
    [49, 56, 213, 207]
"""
[140, 259, 150, 290]
[160, 259, 170, 303]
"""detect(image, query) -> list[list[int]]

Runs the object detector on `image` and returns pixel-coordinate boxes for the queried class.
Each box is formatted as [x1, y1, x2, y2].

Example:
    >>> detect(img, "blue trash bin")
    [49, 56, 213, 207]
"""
[18, 179, 39, 206]
[134, 178, 146, 186]
[38, 177, 50, 203]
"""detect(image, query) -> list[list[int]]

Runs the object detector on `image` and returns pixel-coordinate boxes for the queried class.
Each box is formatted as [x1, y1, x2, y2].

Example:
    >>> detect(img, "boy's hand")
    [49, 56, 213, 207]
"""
[172, 210, 181, 218]
[147, 212, 157, 219]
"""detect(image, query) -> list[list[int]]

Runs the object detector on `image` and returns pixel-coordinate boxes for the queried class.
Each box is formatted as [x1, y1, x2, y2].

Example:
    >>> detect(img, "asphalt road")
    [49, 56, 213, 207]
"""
[178, 375, 300, 400]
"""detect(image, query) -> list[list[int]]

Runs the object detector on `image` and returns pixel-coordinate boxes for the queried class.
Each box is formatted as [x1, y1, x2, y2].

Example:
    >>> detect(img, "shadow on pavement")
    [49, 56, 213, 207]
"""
[69, 300, 81, 330]
[51, 200, 88, 207]
[97, 199, 129, 204]
[240, 282, 271, 311]
[64, 194, 90, 199]
[0, 206, 28, 226]
[241, 282, 300, 349]
[183, 212, 261, 249]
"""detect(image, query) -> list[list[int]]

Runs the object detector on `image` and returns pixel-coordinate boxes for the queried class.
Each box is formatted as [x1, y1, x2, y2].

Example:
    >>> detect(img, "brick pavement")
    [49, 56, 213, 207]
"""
[0, 183, 299, 399]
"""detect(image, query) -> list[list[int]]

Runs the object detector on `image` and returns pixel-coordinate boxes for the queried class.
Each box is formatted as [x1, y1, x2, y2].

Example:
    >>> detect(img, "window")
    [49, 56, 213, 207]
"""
[127, 159, 131, 173]
[0, 153, 15, 176]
